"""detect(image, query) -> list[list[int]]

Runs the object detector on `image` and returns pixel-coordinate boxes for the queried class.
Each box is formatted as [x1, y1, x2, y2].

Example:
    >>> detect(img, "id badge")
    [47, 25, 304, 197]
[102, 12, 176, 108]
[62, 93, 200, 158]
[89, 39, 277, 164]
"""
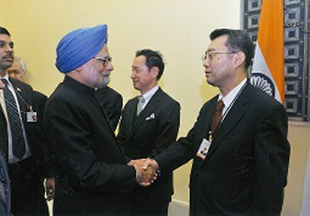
[196, 138, 211, 160]
[27, 112, 37, 122]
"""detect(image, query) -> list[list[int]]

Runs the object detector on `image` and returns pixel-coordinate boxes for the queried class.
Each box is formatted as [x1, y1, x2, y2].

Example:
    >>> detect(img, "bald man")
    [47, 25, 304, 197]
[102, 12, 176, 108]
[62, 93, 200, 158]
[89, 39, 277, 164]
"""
[7, 56, 27, 82]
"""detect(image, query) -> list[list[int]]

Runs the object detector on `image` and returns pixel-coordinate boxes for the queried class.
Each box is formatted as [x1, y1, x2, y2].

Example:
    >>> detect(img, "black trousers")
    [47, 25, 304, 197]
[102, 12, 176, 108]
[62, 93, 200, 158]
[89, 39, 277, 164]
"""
[130, 191, 171, 216]
[9, 157, 48, 216]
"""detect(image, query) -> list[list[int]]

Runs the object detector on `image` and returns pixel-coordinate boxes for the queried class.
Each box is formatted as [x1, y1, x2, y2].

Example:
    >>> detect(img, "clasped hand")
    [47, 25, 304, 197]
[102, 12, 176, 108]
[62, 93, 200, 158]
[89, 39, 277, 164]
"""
[128, 158, 159, 187]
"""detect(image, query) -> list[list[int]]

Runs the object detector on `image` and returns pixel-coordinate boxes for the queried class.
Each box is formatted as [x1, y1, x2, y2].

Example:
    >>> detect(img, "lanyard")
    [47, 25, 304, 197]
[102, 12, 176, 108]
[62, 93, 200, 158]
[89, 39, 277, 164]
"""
[208, 82, 248, 141]
[3, 80, 32, 112]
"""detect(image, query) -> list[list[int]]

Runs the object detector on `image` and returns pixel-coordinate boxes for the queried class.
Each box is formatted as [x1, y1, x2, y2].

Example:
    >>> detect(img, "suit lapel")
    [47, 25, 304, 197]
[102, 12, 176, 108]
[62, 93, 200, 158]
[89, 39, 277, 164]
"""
[205, 85, 251, 159]
[124, 97, 139, 138]
[0, 106, 8, 157]
[130, 88, 163, 138]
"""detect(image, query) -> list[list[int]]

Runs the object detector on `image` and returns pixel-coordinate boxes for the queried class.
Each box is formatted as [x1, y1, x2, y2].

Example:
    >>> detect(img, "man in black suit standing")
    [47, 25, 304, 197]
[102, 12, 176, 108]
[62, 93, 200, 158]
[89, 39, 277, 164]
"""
[117, 49, 180, 216]
[7, 56, 55, 200]
[0, 27, 49, 215]
[44, 24, 156, 216]
[144, 29, 290, 216]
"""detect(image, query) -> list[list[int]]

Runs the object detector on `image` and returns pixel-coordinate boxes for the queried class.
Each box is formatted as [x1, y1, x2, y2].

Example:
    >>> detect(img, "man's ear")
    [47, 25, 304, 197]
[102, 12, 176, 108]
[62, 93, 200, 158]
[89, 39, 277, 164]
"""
[234, 51, 246, 68]
[75, 66, 83, 72]
[150, 66, 159, 78]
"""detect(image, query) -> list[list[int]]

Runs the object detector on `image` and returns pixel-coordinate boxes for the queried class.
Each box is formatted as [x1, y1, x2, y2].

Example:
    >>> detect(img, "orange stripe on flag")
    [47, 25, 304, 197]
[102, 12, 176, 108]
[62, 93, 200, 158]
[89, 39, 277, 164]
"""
[257, 0, 285, 103]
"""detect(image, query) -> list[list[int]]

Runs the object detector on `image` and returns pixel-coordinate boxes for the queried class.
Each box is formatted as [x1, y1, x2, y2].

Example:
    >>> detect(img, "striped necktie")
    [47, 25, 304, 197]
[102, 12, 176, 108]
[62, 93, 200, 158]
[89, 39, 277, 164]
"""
[1, 79, 26, 159]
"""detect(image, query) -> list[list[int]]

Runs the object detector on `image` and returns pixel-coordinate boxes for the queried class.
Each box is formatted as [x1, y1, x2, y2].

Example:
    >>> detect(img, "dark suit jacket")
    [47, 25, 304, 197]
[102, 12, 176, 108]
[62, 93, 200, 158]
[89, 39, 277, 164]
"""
[117, 87, 180, 199]
[155, 83, 290, 216]
[0, 152, 11, 216]
[95, 86, 123, 131]
[0, 77, 49, 215]
[44, 76, 137, 216]
[0, 77, 49, 178]
[33, 90, 47, 120]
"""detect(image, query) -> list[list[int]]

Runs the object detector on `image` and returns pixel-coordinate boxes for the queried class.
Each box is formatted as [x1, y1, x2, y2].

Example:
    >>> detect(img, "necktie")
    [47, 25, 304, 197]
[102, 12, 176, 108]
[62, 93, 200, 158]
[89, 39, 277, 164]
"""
[211, 99, 224, 135]
[136, 95, 145, 116]
[1, 79, 26, 159]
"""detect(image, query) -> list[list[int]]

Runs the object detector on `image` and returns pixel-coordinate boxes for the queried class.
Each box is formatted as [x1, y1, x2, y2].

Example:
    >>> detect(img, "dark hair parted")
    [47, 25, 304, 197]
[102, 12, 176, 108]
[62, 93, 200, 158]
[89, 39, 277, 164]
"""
[0, 26, 11, 36]
[210, 29, 254, 69]
[136, 49, 165, 80]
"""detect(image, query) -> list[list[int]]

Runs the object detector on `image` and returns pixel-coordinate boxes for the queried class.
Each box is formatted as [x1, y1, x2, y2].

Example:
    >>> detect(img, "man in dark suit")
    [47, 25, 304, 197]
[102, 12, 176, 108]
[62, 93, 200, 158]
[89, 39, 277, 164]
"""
[117, 49, 180, 216]
[96, 86, 123, 131]
[44, 24, 155, 216]
[0, 27, 49, 215]
[143, 29, 290, 215]
[7, 56, 55, 200]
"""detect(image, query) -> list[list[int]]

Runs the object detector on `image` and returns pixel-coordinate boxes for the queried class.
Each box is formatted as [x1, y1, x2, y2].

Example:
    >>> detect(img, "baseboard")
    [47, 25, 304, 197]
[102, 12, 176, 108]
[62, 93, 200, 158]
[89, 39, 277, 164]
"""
[168, 199, 189, 216]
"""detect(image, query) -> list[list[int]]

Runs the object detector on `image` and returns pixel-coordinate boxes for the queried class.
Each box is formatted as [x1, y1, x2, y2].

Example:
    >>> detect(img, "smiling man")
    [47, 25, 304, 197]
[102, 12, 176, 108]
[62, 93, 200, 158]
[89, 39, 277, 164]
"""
[117, 49, 180, 216]
[44, 25, 156, 216]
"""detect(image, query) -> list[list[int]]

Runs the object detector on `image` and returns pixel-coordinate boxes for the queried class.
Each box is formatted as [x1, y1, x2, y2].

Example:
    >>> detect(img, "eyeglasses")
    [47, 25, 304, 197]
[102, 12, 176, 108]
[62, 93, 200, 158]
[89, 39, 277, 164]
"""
[94, 56, 112, 67]
[201, 50, 237, 61]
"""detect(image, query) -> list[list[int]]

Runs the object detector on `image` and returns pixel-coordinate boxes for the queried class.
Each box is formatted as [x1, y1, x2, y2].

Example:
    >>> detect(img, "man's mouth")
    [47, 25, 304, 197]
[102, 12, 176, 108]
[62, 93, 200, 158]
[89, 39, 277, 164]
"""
[3, 55, 13, 61]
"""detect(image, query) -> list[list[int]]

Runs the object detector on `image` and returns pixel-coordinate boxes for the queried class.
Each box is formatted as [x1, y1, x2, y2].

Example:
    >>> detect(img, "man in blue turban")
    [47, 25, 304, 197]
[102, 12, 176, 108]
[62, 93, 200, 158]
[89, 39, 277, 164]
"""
[44, 24, 156, 216]
[56, 24, 107, 74]
[55, 24, 111, 88]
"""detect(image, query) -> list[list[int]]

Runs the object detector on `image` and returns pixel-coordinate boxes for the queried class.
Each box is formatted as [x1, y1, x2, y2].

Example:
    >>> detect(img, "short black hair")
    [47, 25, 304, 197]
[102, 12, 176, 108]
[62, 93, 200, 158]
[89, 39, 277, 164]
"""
[135, 49, 165, 80]
[210, 29, 254, 69]
[0, 26, 11, 36]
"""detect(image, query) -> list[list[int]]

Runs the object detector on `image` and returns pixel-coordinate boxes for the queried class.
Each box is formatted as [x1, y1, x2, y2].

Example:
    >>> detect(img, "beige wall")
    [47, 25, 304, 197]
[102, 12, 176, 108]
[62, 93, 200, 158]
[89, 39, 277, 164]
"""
[0, 0, 241, 201]
[0, 1, 2, 23]
[1, 1, 309, 215]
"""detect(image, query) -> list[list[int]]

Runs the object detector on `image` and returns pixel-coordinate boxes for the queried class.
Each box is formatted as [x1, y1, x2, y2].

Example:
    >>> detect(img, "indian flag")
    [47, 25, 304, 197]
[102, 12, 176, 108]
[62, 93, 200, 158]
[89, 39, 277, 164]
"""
[250, 0, 285, 104]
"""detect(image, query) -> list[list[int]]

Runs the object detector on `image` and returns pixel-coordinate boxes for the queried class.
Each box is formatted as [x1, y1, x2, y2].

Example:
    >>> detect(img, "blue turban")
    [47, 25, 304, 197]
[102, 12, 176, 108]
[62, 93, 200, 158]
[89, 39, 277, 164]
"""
[56, 24, 108, 73]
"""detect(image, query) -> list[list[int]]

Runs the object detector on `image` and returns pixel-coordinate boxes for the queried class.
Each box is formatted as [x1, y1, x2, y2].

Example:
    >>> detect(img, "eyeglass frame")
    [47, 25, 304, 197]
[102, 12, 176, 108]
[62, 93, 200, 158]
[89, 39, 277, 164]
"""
[94, 56, 112, 67]
[201, 50, 238, 61]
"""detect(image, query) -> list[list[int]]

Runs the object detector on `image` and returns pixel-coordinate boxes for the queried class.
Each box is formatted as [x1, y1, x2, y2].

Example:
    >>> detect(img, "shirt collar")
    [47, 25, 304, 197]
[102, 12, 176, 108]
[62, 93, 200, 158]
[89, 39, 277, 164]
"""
[0, 74, 10, 81]
[140, 85, 159, 104]
[219, 78, 247, 109]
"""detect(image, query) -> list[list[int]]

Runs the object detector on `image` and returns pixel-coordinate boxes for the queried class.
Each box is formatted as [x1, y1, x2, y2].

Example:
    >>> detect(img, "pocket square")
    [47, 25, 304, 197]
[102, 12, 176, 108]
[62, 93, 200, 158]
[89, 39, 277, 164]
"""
[145, 113, 155, 121]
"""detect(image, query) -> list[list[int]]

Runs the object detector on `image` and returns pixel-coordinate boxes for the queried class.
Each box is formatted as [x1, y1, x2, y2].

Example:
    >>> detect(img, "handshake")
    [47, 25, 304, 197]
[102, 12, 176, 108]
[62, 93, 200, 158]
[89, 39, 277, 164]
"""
[128, 158, 159, 187]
